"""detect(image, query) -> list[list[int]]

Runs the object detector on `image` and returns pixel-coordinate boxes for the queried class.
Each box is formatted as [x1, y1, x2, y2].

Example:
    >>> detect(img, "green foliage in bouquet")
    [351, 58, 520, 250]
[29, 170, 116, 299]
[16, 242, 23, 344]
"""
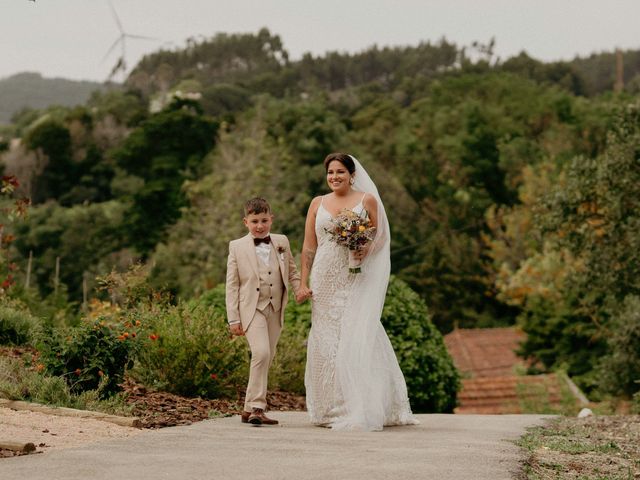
[381, 276, 460, 412]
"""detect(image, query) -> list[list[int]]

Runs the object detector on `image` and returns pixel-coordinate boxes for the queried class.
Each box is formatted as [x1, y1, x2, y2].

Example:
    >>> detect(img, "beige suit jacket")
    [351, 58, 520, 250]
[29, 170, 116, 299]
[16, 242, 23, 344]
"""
[225, 233, 301, 329]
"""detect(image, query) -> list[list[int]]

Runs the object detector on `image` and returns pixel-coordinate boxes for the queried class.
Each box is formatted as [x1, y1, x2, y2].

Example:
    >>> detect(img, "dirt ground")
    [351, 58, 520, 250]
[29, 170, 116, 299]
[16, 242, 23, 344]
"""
[122, 378, 306, 429]
[0, 407, 143, 458]
[519, 415, 640, 479]
[0, 379, 305, 458]
[0, 346, 306, 458]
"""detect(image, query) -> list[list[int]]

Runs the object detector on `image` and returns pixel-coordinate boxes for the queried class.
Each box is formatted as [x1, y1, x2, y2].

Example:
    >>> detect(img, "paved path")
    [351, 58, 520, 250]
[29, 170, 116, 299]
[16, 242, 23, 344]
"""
[0, 412, 552, 480]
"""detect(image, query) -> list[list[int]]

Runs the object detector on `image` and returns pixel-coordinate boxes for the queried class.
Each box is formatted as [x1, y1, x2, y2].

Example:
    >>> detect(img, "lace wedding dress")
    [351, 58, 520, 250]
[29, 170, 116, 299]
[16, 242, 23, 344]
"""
[304, 157, 418, 431]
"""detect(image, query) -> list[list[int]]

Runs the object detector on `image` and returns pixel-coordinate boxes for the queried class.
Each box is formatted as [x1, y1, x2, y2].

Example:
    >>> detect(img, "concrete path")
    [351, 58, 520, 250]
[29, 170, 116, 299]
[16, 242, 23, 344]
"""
[0, 412, 552, 480]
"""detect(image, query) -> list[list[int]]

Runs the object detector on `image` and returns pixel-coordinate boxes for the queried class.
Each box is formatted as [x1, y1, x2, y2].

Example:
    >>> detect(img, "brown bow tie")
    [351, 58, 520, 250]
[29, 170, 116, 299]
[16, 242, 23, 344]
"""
[253, 236, 271, 246]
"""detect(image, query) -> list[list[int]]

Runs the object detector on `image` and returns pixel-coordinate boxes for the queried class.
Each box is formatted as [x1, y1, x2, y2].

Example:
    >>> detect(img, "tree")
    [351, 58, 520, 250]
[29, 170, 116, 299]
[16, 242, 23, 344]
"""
[112, 98, 218, 254]
[14, 201, 129, 301]
[24, 120, 75, 204]
[516, 103, 640, 395]
[151, 98, 327, 295]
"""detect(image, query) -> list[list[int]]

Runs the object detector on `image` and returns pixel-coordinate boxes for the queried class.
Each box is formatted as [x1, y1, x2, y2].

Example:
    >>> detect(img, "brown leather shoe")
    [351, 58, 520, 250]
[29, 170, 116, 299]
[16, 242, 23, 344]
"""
[241, 411, 251, 423]
[248, 408, 279, 426]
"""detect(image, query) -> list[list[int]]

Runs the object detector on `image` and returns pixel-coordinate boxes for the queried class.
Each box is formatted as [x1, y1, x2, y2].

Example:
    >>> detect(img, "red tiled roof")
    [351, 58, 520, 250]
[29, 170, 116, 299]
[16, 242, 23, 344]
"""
[444, 328, 572, 414]
[444, 327, 525, 378]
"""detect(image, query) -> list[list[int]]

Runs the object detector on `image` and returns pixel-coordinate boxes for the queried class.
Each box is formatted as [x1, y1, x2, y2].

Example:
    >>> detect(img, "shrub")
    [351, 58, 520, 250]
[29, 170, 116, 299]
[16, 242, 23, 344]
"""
[598, 295, 640, 397]
[632, 391, 640, 414]
[196, 284, 310, 395]
[36, 316, 142, 397]
[0, 357, 130, 414]
[279, 277, 462, 410]
[269, 296, 312, 394]
[130, 299, 248, 398]
[269, 311, 309, 395]
[190, 278, 461, 412]
[381, 276, 460, 412]
[0, 302, 40, 345]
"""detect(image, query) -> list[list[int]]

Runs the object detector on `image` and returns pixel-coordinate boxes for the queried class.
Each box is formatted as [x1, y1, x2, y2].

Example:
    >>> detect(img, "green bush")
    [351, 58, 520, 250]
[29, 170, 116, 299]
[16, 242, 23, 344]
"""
[270, 299, 311, 394]
[190, 279, 460, 412]
[0, 302, 40, 345]
[280, 277, 462, 411]
[130, 299, 248, 398]
[382, 276, 460, 413]
[598, 295, 640, 397]
[632, 391, 640, 414]
[36, 317, 142, 397]
[196, 284, 310, 395]
[517, 294, 604, 394]
[192, 284, 227, 317]
[0, 357, 130, 414]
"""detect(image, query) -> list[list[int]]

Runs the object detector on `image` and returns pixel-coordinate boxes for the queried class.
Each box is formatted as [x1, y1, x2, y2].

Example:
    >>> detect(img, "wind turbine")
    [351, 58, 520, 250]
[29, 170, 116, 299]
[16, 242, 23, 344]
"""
[102, 0, 158, 82]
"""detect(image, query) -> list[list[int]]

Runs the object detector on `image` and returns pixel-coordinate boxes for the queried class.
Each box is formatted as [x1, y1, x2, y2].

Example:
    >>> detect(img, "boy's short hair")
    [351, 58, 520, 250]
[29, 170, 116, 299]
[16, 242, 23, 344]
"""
[244, 197, 271, 216]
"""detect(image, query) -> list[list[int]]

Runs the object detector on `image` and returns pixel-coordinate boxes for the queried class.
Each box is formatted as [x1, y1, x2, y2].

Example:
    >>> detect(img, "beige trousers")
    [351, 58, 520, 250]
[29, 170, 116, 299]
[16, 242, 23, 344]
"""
[243, 304, 282, 412]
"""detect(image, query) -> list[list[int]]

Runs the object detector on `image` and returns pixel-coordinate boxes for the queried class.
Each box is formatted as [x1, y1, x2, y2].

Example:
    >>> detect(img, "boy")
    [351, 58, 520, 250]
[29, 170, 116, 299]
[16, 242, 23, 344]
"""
[225, 197, 306, 425]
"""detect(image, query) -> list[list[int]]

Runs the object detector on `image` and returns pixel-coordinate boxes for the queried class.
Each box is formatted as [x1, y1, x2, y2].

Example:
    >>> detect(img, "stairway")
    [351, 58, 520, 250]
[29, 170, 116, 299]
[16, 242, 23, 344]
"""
[455, 373, 564, 414]
[444, 327, 578, 414]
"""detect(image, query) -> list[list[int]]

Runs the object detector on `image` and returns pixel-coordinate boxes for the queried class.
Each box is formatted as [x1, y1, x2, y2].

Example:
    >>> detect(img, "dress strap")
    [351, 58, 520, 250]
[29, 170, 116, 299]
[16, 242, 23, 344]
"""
[359, 193, 366, 205]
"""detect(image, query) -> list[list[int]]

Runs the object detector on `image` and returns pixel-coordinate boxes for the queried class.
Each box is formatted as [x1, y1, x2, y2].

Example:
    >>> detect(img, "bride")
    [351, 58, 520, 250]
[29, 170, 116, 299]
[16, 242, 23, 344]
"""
[298, 153, 418, 431]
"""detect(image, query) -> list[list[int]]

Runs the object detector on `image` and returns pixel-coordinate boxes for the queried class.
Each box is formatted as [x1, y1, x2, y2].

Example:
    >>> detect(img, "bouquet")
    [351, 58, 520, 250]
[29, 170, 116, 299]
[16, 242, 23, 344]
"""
[324, 209, 376, 273]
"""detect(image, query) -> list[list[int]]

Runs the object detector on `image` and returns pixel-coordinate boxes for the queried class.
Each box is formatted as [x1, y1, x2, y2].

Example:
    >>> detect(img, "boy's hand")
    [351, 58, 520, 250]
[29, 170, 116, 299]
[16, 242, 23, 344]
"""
[229, 323, 244, 336]
[296, 286, 312, 303]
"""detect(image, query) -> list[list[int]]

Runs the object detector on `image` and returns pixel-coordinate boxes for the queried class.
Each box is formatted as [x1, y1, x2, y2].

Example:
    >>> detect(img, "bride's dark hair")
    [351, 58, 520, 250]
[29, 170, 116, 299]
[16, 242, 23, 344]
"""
[324, 153, 355, 174]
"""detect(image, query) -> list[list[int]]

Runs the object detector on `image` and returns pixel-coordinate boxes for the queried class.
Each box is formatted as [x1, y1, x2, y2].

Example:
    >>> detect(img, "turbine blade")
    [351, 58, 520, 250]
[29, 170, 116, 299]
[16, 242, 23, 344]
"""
[125, 34, 160, 41]
[101, 36, 123, 62]
[107, 0, 124, 34]
[107, 57, 126, 82]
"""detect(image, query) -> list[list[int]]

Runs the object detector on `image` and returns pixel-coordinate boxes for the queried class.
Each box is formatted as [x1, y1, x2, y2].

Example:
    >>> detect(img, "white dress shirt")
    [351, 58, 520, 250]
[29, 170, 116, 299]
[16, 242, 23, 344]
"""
[255, 241, 271, 266]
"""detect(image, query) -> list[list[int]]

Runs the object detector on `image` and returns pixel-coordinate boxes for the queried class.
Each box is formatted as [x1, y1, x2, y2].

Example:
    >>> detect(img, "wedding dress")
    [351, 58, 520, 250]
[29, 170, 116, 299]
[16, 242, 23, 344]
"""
[304, 156, 418, 431]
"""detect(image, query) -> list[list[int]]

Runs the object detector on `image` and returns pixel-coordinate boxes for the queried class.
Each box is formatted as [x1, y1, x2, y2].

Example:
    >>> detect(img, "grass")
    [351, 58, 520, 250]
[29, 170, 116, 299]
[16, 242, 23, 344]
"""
[517, 415, 640, 479]
[0, 356, 133, 416]
[516, 371, 584, 416]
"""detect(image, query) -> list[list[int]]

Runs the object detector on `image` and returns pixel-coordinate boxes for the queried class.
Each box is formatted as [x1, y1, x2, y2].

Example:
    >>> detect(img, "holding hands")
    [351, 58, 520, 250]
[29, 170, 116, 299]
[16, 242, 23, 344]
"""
[296, 285, 313, 303]
[229, 323, 244, 336]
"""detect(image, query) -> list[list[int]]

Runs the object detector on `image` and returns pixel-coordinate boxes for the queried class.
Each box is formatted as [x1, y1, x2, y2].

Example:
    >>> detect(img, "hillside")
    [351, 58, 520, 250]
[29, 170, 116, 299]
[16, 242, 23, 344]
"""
[1, 35, 638, 125]
[0, 72, 106, 123]
[126, 30, 640, 100]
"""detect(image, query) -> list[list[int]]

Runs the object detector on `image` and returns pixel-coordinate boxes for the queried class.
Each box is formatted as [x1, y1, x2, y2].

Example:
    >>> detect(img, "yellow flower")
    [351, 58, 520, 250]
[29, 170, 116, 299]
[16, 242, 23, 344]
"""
[358, 225, 366, 232]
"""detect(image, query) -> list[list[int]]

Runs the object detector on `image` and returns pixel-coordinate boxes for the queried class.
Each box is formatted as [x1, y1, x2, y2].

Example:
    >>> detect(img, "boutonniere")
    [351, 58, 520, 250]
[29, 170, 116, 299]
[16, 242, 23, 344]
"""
[277, 245, 286, 261]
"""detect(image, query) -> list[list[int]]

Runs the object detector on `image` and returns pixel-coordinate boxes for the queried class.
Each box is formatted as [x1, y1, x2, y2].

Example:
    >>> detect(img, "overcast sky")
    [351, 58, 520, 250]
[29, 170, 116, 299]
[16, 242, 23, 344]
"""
[1, 0, 638, 83]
